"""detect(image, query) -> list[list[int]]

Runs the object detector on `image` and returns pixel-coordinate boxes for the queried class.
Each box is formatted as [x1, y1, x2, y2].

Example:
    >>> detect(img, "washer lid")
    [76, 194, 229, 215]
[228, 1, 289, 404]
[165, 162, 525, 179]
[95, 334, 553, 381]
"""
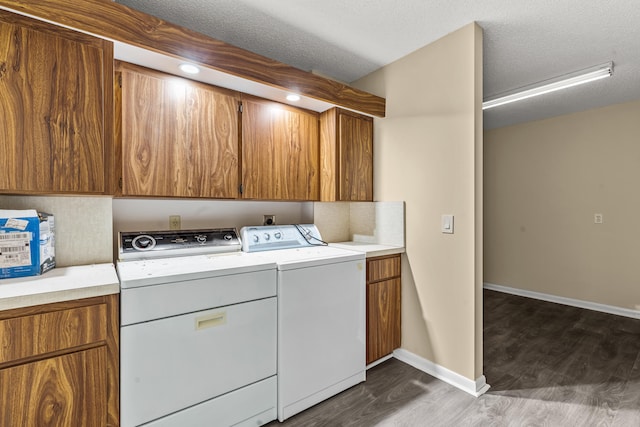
[117, 252, 276, 288]
[253, 246, 365, 270]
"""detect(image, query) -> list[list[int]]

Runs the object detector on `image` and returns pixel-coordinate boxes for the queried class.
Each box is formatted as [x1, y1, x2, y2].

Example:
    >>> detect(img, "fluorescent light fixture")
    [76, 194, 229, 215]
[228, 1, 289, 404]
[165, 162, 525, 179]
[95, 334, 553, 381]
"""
[286, 94, 301, 102]
[483, 62, 613, 110]
[178, 63, 200, 74]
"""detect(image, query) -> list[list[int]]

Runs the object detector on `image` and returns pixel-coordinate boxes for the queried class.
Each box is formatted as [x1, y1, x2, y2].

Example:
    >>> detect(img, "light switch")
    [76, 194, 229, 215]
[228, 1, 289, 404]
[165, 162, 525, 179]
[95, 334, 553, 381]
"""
[441, 214, 454, 234]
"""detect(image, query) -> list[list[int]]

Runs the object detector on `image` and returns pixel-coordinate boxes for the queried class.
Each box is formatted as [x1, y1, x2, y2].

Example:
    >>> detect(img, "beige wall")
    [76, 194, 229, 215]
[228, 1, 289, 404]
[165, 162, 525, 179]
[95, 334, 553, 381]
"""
[0, 196, 313, 266]
[354, 23, 483, 380]
[485, 99, 640, 311]
[0, 195, 113, 266]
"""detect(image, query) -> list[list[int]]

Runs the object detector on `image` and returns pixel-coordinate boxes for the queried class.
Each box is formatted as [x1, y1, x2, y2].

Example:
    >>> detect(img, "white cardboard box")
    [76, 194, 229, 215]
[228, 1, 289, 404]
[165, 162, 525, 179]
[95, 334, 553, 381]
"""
[0, 209, 55, 279]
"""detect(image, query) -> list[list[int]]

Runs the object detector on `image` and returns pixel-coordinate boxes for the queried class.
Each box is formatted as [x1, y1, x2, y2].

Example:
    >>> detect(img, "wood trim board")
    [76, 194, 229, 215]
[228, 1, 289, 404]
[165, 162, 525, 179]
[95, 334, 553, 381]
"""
[0, 0, 386, 117]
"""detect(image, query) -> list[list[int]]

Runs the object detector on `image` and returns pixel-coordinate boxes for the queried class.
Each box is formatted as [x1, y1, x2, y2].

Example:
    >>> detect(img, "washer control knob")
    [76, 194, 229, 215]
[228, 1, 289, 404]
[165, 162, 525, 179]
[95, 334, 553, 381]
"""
[223, 234, 233, 241]
[195, 235, 207, 243]
[132, 235, 156, 251]
[263, 233, 271, 241]
[274, 232, 282, 239]
[252, 235, 260, 243]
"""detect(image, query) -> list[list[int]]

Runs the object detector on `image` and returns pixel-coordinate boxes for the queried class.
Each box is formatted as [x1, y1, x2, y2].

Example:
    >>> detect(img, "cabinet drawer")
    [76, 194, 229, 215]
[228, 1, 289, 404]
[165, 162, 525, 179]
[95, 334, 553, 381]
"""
[367, 255, 401, 282]
[0, 304, 107, 364]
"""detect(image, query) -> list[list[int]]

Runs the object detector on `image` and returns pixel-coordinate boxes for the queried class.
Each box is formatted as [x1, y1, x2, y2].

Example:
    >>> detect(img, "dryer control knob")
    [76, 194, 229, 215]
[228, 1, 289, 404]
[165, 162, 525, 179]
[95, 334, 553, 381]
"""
[132, 235, 156, 251]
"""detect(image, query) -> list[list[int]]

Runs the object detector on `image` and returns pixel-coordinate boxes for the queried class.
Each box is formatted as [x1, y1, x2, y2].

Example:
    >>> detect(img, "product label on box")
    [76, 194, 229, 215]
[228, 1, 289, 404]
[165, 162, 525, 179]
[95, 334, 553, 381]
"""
[0, 232, 32, 267]
[4, 218, 29, 231]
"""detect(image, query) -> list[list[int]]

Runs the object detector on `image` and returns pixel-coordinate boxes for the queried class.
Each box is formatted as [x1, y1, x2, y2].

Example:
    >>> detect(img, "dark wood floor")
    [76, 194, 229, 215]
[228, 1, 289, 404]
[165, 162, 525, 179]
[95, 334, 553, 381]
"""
[268, 289, 640, 426]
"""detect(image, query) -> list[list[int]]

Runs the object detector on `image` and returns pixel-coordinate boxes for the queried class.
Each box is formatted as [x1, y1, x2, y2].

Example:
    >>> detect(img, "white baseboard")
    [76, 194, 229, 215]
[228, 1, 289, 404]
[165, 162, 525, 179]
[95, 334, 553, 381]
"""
[483, 282, 640, 320]
[393, 349, 490, 397]
[366, 354, 394, 370]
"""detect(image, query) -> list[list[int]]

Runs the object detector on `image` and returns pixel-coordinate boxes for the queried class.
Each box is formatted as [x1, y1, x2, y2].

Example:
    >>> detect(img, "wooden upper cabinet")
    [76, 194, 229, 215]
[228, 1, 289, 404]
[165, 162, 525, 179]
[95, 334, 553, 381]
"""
[0, 10, 112, 194]
[116, 62, 241, 198]
[320, 108, 373, 201]
[241, 96, 320, 200]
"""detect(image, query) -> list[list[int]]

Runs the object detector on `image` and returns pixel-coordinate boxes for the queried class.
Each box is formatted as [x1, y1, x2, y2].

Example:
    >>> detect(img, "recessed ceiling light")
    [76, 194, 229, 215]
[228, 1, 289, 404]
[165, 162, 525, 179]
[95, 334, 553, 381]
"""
[179, 63, 200, 74]
[286, 94, 301, 102]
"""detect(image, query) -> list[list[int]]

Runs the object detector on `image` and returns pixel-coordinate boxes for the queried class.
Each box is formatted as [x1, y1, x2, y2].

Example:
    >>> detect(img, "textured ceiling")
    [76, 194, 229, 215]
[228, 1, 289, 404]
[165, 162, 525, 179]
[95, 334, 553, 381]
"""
[116, 0, 640, 129]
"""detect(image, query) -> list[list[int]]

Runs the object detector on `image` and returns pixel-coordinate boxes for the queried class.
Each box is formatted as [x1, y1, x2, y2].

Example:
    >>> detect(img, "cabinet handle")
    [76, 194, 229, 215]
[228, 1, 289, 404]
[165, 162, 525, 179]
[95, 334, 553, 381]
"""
[195, 312, 227, 330]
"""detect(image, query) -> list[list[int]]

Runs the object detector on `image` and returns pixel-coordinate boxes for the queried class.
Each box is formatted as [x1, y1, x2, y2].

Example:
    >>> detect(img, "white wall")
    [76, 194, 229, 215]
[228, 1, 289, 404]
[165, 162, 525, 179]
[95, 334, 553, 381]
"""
[314, 201, 405, 245]
[112, 199, 313, 233]
[112, 199, 313, 257]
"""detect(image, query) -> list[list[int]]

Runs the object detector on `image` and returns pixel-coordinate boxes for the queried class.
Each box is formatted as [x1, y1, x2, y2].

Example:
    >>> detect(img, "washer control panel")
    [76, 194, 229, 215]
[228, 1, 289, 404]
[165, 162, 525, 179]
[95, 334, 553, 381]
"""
[240, 224, 323, 252]
[119, 228, 241, 260]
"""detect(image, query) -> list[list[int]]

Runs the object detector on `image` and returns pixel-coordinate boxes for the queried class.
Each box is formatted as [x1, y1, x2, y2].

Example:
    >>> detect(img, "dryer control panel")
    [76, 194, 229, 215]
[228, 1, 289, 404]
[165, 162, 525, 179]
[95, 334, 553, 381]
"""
[118, 228, 241, 260]
[240, 224, 325, 252]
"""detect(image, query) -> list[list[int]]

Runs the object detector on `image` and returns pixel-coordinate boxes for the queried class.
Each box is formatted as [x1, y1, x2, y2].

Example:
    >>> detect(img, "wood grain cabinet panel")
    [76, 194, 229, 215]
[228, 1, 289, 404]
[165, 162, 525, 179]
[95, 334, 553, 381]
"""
[366, 255, 401, 365]
[0, 304, 107, 364]
[0, 294, 119, 427]
[117, 62, 240, 198]
[0, 0, 386, 118]
[320, 108, 373, 201]
[241, 96, 320, 200]
[0, 10, 112, 194]
[0, 348, 107, 427]
[367, 255, 401, 283]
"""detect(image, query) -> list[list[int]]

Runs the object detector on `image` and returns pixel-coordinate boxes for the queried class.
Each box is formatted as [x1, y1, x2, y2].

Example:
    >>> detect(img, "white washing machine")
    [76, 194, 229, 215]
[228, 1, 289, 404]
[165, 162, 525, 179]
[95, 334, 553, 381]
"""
[241, 225, 366, 421]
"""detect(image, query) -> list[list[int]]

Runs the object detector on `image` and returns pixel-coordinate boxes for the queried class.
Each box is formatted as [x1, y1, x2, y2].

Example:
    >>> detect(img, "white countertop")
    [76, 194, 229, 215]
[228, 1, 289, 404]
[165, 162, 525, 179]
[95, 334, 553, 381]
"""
[329, 242, 405, 258]
[0, 263, 120, 311]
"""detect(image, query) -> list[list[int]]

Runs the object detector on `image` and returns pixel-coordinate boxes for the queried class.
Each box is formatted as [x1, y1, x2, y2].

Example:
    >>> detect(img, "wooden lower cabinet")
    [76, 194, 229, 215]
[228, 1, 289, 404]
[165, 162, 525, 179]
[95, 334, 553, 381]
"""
[0, 294, 119, 426]
[0, 348, 107, 426]
[366, 254, 401, 365]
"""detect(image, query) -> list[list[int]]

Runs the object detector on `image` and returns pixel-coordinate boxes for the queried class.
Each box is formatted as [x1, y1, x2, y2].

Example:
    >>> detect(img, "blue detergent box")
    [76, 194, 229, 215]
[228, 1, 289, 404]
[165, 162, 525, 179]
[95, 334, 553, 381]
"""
[0, 210, 56, 279]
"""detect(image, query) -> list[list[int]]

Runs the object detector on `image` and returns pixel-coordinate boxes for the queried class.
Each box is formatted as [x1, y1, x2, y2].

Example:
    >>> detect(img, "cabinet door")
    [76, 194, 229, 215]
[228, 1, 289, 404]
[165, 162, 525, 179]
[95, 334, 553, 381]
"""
[118, 63, 240, 198]
[366, 277, 401, 364]
[0, 348, 107, 427]
[320, 108, 373, 201]
[241, 97, 319, 200]
[0, 11, 111, 194]
[338, 110, 373, 201]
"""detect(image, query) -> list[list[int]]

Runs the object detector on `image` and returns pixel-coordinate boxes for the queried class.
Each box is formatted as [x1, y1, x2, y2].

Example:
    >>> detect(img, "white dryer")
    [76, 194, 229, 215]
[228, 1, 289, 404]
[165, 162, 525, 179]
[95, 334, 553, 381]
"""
[241, 225, 366, 421]
[117, 228, 278, 427]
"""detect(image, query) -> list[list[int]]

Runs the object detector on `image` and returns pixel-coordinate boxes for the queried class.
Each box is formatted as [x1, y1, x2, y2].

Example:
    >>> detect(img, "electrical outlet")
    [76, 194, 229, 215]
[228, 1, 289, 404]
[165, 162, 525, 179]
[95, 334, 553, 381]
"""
[594, 213, 603, 224]
[169, 215, 181, 230]
[263, 215, 276, 226]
